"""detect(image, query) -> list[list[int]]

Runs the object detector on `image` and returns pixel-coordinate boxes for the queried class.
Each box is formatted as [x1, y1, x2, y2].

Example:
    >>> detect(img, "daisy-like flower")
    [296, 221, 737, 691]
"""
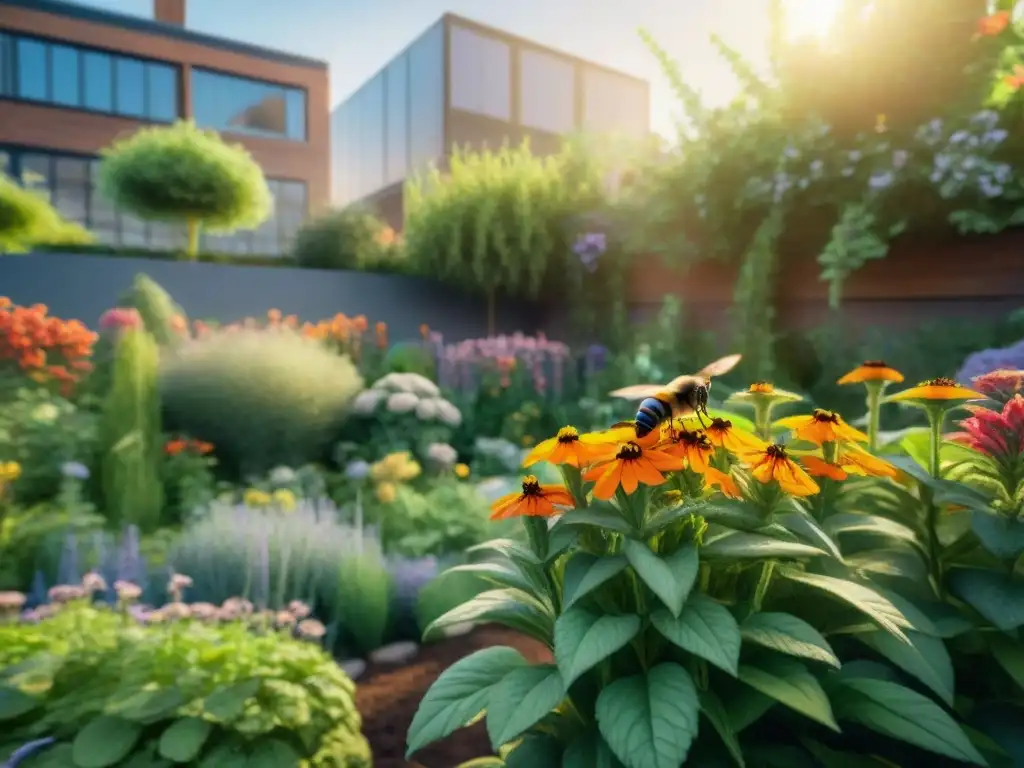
[800, 455, 850, 481]
[887, 377, 986, 405]
[738, 444, 820, 497]
[837, 445, 901, 479]
[659, 428, 714, 473]
[489, 475, 575, 520]
[704, 467, 741, 499]
[704, 417, 767, 453]
[522, 426, 611, 468]
[775, 409, 868, 445]
[837, 360, 905, 385]
[582, 440, 684, 501]
[727, 381, 803, 405]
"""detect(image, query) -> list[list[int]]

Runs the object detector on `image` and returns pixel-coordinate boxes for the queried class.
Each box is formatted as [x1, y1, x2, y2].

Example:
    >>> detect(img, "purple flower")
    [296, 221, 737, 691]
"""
[573, 232, 607, 273]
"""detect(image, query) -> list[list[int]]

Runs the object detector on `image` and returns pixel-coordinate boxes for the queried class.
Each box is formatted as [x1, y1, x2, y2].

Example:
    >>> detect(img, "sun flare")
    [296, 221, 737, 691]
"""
[782, 0, 846, 39]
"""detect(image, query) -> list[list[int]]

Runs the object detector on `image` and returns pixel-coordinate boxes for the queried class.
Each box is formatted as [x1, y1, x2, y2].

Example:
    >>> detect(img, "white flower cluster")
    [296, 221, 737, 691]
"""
[919, 111, 1013, 200]
[351, 372, 462, 427]
[474, 437, 523, 473]
[425, 442, 458, 467]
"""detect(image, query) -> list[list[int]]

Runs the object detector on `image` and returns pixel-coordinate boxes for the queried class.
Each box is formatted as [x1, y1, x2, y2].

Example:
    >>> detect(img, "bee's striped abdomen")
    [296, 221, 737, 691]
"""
[635, 397, 672, 437]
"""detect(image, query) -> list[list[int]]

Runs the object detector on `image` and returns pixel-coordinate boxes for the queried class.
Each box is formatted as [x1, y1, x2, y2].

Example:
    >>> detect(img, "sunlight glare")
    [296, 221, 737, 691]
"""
[782, 0, 845, 40]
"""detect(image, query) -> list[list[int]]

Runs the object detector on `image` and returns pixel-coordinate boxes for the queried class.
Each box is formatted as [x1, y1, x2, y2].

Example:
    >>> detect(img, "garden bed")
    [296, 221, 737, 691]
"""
[358, 625, 550, 768]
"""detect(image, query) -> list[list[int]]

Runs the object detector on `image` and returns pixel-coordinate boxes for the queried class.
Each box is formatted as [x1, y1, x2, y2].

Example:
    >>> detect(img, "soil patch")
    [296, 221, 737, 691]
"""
[356, 626, 551, 768]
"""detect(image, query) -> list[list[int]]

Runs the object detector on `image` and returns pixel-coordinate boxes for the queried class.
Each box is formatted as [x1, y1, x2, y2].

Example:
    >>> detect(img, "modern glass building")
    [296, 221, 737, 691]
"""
[0, 0, 329, 256]
[331, 14, 650, 228]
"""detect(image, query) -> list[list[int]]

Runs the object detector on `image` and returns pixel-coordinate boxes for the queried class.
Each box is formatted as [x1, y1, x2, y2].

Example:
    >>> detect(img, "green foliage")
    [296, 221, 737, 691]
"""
[292, 207, 403, 271]
[383, 341, 436, 378]
[0, 602, 372, 766]
[0, 173, 93, 253]
[98, 328, 164, 532]
[97, 120, 272, 257]
[0, 505, 105, 592]
[160, 328, 364, 476]
[116, 274, 186, 347]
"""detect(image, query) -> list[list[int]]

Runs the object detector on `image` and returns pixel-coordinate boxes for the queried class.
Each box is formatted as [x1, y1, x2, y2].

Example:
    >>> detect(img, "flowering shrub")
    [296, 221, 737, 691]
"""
[161, 436, 217, 524]
[407, 360, 1023, 765]
[0, 298, 96, 395]
[0, 583, 371, 766]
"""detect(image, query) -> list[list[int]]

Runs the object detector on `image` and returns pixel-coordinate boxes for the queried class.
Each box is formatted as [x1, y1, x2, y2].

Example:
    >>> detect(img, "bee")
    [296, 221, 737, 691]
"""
[608, 354, 742, 438]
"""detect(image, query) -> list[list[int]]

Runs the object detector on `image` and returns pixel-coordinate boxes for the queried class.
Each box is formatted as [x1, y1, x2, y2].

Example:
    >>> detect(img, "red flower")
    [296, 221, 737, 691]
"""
[972, 369, 1024, 405]
[950, 395, 1024, 459]
[978, 10, 1010, 37]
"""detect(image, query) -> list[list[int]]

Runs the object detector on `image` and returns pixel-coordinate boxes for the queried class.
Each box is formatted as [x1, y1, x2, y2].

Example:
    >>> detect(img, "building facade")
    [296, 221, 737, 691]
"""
[331, 14, 650, 229]
[0, 0, 329, 256]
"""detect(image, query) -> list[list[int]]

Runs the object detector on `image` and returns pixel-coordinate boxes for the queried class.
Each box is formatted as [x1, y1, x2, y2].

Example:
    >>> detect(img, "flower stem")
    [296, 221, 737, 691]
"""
[925, 406, 946, 598]
[752, 561, 775, 613]
[865, 382, 884, 453]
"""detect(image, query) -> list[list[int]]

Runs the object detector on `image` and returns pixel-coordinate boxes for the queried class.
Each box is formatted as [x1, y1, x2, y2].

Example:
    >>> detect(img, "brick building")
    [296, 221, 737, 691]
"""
[0, 0, 329, 255]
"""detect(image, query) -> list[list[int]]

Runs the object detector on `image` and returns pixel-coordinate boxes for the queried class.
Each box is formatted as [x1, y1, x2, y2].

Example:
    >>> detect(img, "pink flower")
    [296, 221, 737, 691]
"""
[972, 369, 1024, 405]
[98, 308, 141, 333]
[950, 394, 1024, 459]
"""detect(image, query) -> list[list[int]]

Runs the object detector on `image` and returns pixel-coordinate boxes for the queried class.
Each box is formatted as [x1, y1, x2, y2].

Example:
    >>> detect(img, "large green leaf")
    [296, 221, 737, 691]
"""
[554, 608, 641, 688]
[486, 664, 565, 749]
[949, 568, 1024, 630]
[503, 734, 562, 768]
[989, 634, 1024, 694]
[595, 663, 700, 768]
[699, 689, 745, 767]
[738, 656, 838, 731]
[201, 679, 261, 722]
[846, 548, 929, 583]
[871, 588, 973, 639]
[443, 561, 544, 596]
[554, 505, 637, 535]
[406, 646, 527, 757]
[777, 511, 844, 561]
[856, 629, 954, 706]
[971, 511, 1024, 561]
[245, 738, 302, 768]
[424, 588, 554, 643]
[562, 730, 625, 768]
[830, 677, 985, 765]
[117, 687, 188, 723]
[562, 553, 629, 611]
[779, 567, 911, 640]
[651, 594, 741, 675]
[702, 531, 826, 559]
[0, 685, 39, 720]
[824, 513, 922, 549]
[158, 717, 213, 763]
[72, 716, 143, 768]
[622, 540, 699, 617]
[740, 612, 840, 669]
[698, 501, 772, 533]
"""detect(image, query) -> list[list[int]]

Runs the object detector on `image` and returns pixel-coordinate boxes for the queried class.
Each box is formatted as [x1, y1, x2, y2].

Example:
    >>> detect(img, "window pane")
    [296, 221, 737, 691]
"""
[83, 52, 113, 112]
[192, 68, 305, 141]
[146, 63, 178, 121]
[448, 26, 510, 120]
[520, 50, 575, 134]
[115, 58, 145, 118]
[51, 45, 81, 107]
[150, 221, 185, 250]
[385, 57, 408, 184]
[19, 154, 52, 200]
[582, 68, 649, 138]
[16, 39, 48, 101]
[0, 34, 10, 96]
[408, 22, 444, 171]
[89, 159, 119, 242]
[359, 74, 384, 195]
[53, 157, 89, 224]
[120, 213, 148, 247]
[0, 149, 10, 176]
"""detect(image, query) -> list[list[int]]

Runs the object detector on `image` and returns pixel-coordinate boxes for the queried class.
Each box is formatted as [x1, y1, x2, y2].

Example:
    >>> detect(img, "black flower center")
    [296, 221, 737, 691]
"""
[812, 409, 839, 424]
[766, 444, 788, 460]
[556, 427, 579, 444]
[521, 475, 542, 495]
[616, 442, 643, 460]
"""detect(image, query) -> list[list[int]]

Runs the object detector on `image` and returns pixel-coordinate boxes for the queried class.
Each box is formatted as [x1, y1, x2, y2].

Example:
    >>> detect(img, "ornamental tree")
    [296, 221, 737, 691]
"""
[97, 120, 271, 258]
[0, 173, 93, 253]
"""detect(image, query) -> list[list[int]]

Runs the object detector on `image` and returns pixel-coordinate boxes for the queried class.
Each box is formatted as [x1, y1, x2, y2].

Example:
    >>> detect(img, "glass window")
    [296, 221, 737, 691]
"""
[192, 68, 307, 141]
[16, 38, 48, 101]
[519, 50, 575, 134]
[120, 213, 148, 247]
[51, 45, 81, 107]
[385, 57, 408, 185]
[88, 159, 119, 243]
[448, 26, 510, 121]
[582, 68, 649, 138]
[0, 34, 10, 96]
[115, 57, 146, 118]
[150, 222, 186, 251]
[359, 74, 385, 195]
[19, 154, 52, 200]
[0, 150, 9, 176]
[83, 52, 113, 112]
[408, 22, 444, 172]
[146, 63, 178, 121]
[53, 157, 89, 224]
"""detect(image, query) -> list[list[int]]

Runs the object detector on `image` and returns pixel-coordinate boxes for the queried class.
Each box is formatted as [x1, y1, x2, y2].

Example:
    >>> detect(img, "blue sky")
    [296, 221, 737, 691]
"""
[70, 0, 833, 137]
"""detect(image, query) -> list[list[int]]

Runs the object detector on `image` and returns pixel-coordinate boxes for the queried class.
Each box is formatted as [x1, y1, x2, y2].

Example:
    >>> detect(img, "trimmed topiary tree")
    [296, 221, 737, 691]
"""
[96, 120, 272, 259]
[0, 173, 93, 252]
[293, 206, 403, 271]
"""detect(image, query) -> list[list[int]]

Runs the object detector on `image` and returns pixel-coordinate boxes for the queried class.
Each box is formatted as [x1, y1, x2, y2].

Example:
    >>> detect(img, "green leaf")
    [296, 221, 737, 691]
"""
[738, 657, 839, 731]
[856, 629, 954, 706]
[486, 664, 565, 749]
[595, 663, 700, 768]
[503, 734, 562, 768]
[555, 506, 637, 535]
[847, 548, 928, 582]
[554, 608, 641, 688]
[424, 588, 554, 644]
[245, 738, 302, 768]
[406, 646, 527, 757]
[443, 561, 542, 596]
[622, 540, 698, 617]
[779, 567, 911, 640]
[117, 687, 188, 723]
[202, 679, 261, 722]
[824, 513, 922, 549]
[562, 554, 629, 611]
[72, 716, 143, 768]
[698, 501, 771, 533]
[468, 539, 542, 567]
[971, 511, 1024, 560]
[158, 717, 213, 763]
[740, 612, 840, 669]
[702, 531, 826, 559]
[776, 511, 844, 561]
[871, 588, 973, 639]
[949, 567, 1024, 630]
[729, 688, 775, 732]
[456, 760, 506, 768]
[989, 634, 1024, 694]
[562, 730, 625, 768]
[643, 501, 711, 537]
[651, 594, 741, 675]
[699, 689, 745, 767]
[0, 685, 39, 720]
[830, 677, 985, 765]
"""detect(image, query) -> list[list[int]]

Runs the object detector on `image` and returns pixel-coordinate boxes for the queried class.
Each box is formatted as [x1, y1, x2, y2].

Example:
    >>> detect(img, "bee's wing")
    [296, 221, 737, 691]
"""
[608, 384, 664, 400]
[696, 353, 742, 379]
[664, 374, 701, 392]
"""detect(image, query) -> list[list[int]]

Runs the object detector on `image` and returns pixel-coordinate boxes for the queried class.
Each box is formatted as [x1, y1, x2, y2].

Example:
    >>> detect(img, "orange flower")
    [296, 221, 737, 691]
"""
[170, 315, 187, 333]
[489, 475, 575, 520]
[351, 315, 368, 333]
[775, 409, 868, 445]
[800, 455, 849, 482]
[419, 323, 430, 340]
[583, 440, 684, 500]
[165, 439, 188, 456]
[523, 426, 611, 468]
[191, 441, 214, 454]
[749, 382, 774, 394]
[837, 360, 904, 385]
[887, 378, 986, 404]
[660, 428, 714, 473]
[838, 445, 900, 479]
[739, 444, 820, 497]
[375, 321, 388, 349]
[978, 10, 1010, 36]
[267, 309, 282, 323]
[704, 417, 767, 453]
[704, 467, 741, 499]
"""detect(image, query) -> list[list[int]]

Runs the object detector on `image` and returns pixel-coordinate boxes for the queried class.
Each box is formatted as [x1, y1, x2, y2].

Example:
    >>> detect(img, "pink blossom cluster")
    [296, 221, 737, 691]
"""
[436, 332, 571, 396]
[98, 307, 142, 333]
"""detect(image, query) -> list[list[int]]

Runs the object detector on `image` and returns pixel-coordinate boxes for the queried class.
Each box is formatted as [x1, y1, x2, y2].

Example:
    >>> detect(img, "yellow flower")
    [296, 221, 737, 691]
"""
[704, 467, 741, 499]
[659, 428, 714, 473]
[887, 377, 986, 404]
[837, 360, 904, 385]
[243, 489, 271, 507]
[775, 409, 868, 445]
[582, 440, 684, 501]
[0, 462, 21, 483]
[704, 417, 767, 453]
[490, 476, 575, 520]
[838, 445, 901, 479]
[737, 444, 820, 497]
[454, 463, 470, 479]
[371, 451, 421, 483]
[376, 482, 398, 504]
[272, 488, 297, 512]
[523, 426, 621, 468]
[728, 382, 802, 405]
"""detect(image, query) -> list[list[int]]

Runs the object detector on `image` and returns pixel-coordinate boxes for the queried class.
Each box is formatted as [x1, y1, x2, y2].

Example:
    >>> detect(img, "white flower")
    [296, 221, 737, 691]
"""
[345, 460, 370, 480]
[269, 466, 296, 485]
[386, 392, 419, 414]
[373, 372, 439, 398]
[61, 461, 90, 480]
[426, 442, 458, 466]
[435, 398, 462, 427]
[351, 390, 385, 415]
[415, 397, 440, 421]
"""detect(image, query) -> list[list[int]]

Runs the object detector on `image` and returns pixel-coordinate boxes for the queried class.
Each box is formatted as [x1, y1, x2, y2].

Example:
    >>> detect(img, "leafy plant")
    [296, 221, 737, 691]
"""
[115, 274, 187, 348]
[0, 600, 372, 766]
[160, 328, 364, 476]
[292, 207, 403, 271]
[0, 173, 93, 253]
[96, 120, 272, 258]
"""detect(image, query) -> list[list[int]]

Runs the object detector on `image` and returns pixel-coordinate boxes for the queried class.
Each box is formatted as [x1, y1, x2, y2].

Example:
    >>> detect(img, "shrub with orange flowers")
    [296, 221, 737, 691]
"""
[0, 297, 96, 394]
[161, 436, 217, 525]
[408, 355, 1023, 767]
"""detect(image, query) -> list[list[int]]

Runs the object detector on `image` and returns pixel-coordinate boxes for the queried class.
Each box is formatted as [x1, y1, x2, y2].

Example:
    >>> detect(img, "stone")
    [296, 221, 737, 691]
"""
[369, 641, 419, 665]
[339, 658, 366, 680]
